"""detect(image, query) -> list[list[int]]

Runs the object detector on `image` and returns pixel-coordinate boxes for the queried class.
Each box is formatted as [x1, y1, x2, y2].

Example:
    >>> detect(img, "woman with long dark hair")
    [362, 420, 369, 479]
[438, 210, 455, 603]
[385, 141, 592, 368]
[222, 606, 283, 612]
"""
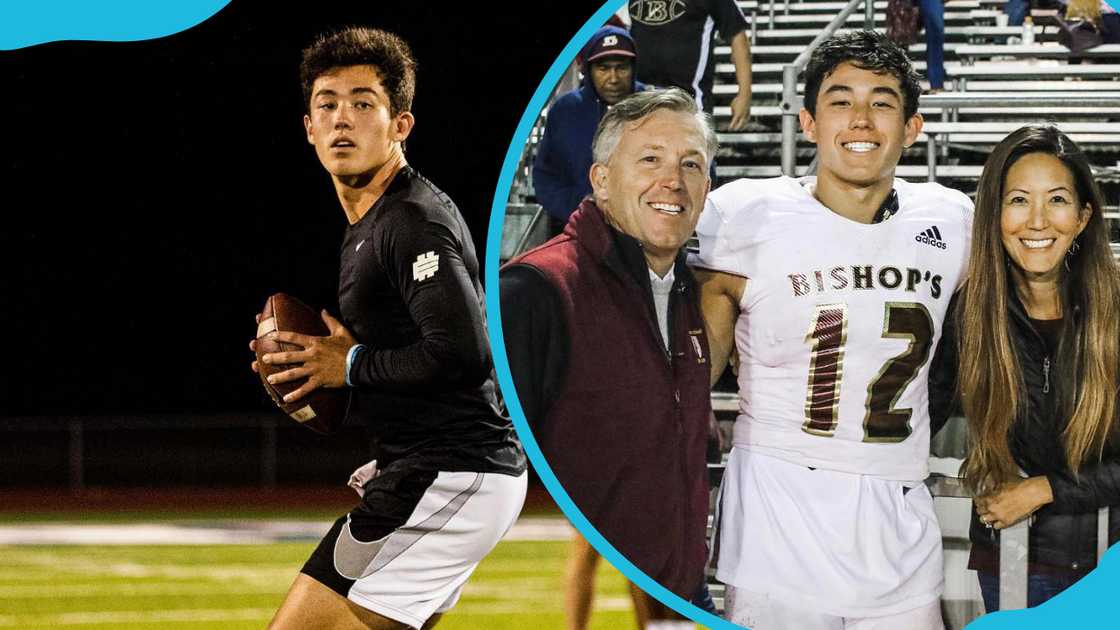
[943, 125, 1120, 610]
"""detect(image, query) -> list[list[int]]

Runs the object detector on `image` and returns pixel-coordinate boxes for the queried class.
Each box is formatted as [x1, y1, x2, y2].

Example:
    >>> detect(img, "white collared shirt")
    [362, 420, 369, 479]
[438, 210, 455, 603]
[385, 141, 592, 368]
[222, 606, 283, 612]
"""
[649, 266, 676, 352]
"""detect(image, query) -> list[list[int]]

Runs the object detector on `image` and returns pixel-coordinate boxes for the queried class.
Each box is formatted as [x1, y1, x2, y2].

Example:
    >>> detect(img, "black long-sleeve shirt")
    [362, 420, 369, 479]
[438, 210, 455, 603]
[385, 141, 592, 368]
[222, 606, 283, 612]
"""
[338, 166, 525, 476]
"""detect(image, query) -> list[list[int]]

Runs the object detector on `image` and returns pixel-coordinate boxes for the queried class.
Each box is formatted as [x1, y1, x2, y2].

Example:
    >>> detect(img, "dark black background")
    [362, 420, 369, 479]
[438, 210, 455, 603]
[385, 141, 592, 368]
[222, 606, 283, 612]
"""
[5, 1, 601, 415]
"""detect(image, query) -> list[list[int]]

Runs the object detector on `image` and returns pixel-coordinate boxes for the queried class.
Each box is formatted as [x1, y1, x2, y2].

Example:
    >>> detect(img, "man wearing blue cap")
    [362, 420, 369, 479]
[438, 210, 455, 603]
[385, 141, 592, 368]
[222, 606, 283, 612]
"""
[533, 25, 648, 232]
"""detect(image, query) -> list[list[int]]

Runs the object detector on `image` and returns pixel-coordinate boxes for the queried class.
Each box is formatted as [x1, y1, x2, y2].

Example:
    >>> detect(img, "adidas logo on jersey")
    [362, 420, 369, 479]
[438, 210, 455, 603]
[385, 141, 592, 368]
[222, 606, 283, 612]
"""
[915, 226, 947, 249]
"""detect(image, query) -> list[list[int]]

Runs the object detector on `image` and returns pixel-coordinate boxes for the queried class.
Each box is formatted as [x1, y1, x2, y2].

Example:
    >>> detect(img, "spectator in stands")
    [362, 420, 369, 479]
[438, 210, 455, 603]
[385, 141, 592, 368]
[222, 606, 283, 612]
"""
[1065, 0, 1102, 22]
[1063, 0, 1120, 44]
[502, 88, 717, 627]
[932, 125, 1120, 610]
[1005, 0, 1030, 26]
[918, 0, 946, 92]
[534, 26, 647, 231]
[629, 0, 752, 129]
[1104, 2, 1120, 43]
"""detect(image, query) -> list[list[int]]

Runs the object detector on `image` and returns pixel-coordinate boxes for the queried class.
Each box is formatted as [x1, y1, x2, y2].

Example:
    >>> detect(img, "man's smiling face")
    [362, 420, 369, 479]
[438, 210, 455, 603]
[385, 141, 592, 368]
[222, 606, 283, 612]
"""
[592, 108, 711, 268]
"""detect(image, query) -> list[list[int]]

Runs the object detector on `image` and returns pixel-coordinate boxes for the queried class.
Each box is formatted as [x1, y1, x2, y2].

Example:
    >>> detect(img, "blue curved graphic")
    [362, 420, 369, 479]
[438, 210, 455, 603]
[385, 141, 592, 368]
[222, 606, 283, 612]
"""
[1, 0, 230, 50]
[483, 2, 740, 628]
[1108, 0, 1120, 11]
[483, 3, 1117, 630]
[965, 544, 1118, 628]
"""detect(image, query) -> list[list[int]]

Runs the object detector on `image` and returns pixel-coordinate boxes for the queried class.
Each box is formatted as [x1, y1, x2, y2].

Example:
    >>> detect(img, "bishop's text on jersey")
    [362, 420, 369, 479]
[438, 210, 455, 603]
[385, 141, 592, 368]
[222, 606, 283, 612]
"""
[789, 265, 944, 300]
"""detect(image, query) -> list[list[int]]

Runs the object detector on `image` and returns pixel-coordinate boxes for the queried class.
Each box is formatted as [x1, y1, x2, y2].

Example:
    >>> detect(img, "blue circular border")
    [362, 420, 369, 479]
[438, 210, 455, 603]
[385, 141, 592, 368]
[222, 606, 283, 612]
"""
[483, 2, 1120, 629]
[482, 2, 741, 628]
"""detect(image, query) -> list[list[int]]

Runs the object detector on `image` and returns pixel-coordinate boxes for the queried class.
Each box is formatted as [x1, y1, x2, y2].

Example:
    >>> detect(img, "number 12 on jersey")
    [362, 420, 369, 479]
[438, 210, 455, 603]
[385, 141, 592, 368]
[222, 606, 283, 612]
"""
[803, 302, 934, 443]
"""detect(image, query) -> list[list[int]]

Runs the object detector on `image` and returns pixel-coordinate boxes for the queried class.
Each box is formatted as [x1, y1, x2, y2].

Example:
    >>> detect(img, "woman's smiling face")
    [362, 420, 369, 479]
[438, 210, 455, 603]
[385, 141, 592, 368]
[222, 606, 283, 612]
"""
[1000, 152, 1090, 283]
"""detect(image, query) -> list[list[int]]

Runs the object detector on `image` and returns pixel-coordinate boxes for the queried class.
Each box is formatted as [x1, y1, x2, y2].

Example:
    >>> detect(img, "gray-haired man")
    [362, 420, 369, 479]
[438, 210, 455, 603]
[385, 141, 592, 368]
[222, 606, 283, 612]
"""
[501, 88, 717, 623]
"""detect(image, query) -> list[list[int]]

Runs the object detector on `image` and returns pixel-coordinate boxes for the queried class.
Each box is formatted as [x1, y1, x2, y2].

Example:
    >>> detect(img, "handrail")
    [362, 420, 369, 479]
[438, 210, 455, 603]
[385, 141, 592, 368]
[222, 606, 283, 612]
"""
[928, 473, 1028, 610]
[918, 93, 1120, 181]
[780, 0, 872, 175]
[999, 519, 1030, 609]
[511, 205, 546, 259]
[919, 93, 1120, 108]
[504, 62, 582, 255]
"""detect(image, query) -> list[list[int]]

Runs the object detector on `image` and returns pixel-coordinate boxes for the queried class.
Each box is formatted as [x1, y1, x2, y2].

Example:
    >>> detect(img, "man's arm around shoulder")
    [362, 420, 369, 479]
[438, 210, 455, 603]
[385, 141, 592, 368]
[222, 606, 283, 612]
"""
[695, 269, 747, 387]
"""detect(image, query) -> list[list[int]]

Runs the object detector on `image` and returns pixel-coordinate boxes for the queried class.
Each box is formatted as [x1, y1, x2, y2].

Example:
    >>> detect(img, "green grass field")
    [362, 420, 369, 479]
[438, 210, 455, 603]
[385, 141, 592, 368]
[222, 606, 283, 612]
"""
[0, 539, 639, 629]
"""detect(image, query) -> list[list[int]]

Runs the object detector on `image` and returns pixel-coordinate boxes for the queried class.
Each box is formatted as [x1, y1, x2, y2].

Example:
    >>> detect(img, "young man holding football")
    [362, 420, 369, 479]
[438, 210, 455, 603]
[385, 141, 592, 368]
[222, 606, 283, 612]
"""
[694, 31, 972, 629]
[250, 27, 526, 630]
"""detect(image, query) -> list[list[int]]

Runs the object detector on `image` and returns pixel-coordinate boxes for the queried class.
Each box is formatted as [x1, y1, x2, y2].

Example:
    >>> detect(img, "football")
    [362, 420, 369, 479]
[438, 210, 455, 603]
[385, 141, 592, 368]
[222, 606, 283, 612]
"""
[254, 293, 348, 434]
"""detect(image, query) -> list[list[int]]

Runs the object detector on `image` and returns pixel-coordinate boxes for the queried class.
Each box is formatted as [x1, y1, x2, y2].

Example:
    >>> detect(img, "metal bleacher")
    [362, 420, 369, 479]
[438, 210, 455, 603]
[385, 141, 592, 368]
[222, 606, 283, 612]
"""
[709, 0, 1120, 249]
[501, 0, 1120, 625]
[716, 0, 1120, 197]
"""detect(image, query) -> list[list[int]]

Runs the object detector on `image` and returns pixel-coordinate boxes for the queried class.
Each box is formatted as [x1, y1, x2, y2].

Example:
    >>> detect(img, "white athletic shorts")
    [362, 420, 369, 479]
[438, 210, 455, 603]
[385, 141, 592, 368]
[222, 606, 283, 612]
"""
[714, 448, 943, 618]
[725, 584, 944, 630]
[302, 465, 527, 629]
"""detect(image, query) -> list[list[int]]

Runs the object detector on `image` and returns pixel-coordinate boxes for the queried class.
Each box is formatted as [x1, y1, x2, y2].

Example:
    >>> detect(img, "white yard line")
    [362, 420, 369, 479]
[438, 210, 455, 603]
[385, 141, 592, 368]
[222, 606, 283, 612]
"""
[0, 608, 275, 627]
[0, 581, 284, 598]
[0, 517, 572, 545]
[1, 550, 296, 581]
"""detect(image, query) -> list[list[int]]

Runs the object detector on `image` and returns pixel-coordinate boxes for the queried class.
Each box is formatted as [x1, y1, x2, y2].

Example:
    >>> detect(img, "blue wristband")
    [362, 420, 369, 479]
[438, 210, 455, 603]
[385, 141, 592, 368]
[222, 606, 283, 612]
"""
[345, 344, 367, 387]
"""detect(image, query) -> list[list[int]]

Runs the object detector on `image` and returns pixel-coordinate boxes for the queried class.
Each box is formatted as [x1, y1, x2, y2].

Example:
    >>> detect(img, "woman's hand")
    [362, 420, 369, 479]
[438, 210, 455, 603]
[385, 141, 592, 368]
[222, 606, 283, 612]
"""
[976, 476, 1055, 530]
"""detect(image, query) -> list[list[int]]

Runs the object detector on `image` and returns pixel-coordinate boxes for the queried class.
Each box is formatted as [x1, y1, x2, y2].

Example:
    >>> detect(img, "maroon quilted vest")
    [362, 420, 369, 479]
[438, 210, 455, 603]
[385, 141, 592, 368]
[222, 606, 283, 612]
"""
[508, 200, 711, 599]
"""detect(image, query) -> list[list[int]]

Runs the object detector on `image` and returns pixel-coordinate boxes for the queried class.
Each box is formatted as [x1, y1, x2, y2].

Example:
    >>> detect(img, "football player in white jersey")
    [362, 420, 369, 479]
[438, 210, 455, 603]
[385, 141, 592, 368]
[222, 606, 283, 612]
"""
[693, 31, 973, 629]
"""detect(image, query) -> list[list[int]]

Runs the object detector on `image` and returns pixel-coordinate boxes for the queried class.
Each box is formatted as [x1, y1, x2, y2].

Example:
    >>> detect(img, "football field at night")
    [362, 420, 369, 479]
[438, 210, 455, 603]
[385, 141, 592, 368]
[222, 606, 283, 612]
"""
[0, 513, 636, 630]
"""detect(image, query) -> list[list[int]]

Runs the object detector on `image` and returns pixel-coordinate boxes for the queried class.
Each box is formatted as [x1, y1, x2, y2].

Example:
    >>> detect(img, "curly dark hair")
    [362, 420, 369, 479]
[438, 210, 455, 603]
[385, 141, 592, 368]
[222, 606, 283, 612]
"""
[802, 30, 922, 120]
[300, 27, 417, 116]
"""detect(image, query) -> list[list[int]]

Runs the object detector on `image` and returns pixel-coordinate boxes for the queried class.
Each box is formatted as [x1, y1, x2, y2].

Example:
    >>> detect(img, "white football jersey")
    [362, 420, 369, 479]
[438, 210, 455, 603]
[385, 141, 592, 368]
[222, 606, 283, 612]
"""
[694, 176, 973, 481]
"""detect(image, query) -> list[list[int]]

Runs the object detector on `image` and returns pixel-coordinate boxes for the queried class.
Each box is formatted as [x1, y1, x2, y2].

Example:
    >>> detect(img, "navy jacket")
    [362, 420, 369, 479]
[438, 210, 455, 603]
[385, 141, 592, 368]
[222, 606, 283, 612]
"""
[532, 29, 646, 222]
